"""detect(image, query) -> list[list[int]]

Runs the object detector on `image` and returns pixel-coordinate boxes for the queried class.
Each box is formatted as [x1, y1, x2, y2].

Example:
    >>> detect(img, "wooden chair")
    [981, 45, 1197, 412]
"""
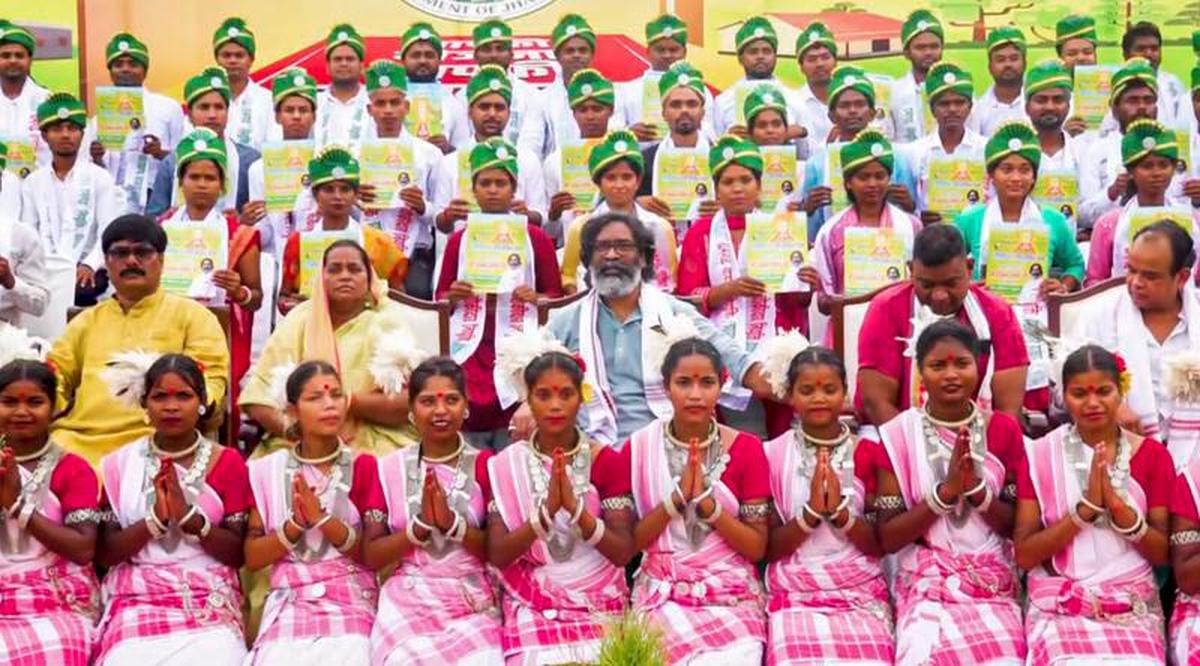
[1046, 277, 1125, 338]
[828, 283, 900, 406]
[537, 290, 590, 325]
[386, 290, 452, 356]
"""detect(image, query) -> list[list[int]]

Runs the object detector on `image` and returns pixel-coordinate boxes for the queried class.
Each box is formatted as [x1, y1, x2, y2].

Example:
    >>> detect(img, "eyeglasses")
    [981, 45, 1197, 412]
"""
[105, 245, 158, 261]
[594, 240, 639, 256]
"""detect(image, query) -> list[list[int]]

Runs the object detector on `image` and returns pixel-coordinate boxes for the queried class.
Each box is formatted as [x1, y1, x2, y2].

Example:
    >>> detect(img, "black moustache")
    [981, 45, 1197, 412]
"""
[120, 268, 145, 277]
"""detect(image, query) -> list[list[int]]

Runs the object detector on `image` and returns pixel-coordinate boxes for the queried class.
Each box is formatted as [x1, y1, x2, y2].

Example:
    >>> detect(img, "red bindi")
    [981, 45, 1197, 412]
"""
[436, 391, 445, 399]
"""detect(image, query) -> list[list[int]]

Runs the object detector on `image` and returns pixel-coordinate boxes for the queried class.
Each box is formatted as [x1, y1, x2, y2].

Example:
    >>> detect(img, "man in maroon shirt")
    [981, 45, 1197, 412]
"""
[856, 223, 1030, 427]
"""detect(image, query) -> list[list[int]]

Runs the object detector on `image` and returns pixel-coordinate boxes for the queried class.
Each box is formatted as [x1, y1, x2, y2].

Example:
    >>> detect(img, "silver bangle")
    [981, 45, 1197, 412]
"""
[738, 502, 772, 520]
[63, 508, 103, 525]
[875, 495, 905, 511]
[1171, 530, 1200, 547]
[336, 525, 358, 553]
[362, 509, 387, 524]
[584, 517, 606, 546]
[1000, 483, 1018, 502]
[311, 513, 334, 531]
[600, 495, 634, 512]
[927, 483, 955, 516]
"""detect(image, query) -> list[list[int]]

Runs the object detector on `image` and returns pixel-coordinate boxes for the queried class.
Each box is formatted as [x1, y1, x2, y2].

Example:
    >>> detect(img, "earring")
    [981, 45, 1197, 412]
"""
[198, 405, 207, 416]
[142, 413, 150, 425]
[464, 409, 471, 420]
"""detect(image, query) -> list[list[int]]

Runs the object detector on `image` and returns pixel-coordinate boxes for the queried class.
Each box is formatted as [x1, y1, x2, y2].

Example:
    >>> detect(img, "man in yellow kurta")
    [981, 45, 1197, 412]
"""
[49, 214, 229, 466]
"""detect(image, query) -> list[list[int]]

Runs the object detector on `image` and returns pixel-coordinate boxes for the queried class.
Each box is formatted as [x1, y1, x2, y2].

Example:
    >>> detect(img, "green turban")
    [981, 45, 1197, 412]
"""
[1121, 119, 1177, 168]
[552, 14, 595, 51]
[176, 127, 228, 178]
[796, 22, 836, 58]
[469, 137, 518, 179]
[1193, 29, 1199, 57]
[709, 134, 763, 179]
[0, 142, 7, 171]
[902, 10, 943, 48]
[985, 121, 1040, 170]
[272, 68, 317, 109]
[473, 20, 512, 49]
[184, 67, 231, 106]
[646, 15, 687, 47]
[1191, 64, 1199, 94]
[926, 62, 973, 104]
[588, 129, 643, 181]
[735, 17, 777, 53]
[567, 69, 614, 108]
[1024, 59, 1072, 99]
[308, 147, 360, 189]
[401, 23, 442, 57]
[0, 21, 35, 56]
[366, 60, 407, 94]
[213, 17, 255, 57]
[36, 92, 86, 130]
[828, 65, 875, 108]
[466, 65, 512, 106]
[106, 33, 149, 69]
[1055, 15, 1097, 46]
[987, 26, 1025, 54]
[743, 84, 788, 127]
[658, 62, 705, 99]
[326, 23, 364, 60]
[1110, 57, 1158, 106]
[840, 129, 894, 177]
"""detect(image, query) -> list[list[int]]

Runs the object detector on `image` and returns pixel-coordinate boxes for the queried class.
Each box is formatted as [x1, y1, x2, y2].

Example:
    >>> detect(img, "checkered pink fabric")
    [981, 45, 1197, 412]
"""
[893, 546, 1026, 665]
[0, 561, 98, 666]
[1027, 574, 1165, 663]
[765, 564, 893, 665]
[1171, 592, 1200, 665]
[92, 561, 243, 663]
[252, 557, 377, 649]
[369, 571, 501, 665]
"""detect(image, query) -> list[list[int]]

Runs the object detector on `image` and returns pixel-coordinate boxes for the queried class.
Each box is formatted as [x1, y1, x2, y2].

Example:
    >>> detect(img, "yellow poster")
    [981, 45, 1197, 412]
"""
[1032, 167, 1080, 222]
[261, 140, 314, 213]
[844, 226, 906, 296]
[2, 138, 36, 178]
[360, 139, 415, 210]
[299, 227, 362, 297]
[639, 73, 668, 138]
[560, 138, 600, 201]
[926, 155, 986, 218]
[1072, 65, 1117, 130]
[406, 83, 444, 140]
[456, 149, 480, 213]
[743, 211, 807, 292]
[95, 86, 144, 151]
[654, 148, 710, 220]
[161, 219, 228, 301]
[985, 225, 1049, 304]
[868, 73, 893, 126]
[824, 144, 847, 212]
[462, 213, 530, 293]
[1128, 205, 1193, 240]
[759, 145, 797, 211]
[1176, 130, 1193, 177]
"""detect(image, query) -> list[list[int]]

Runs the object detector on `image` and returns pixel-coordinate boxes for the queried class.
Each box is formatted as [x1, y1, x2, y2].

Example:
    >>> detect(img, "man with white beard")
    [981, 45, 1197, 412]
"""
[537, 213, 774, 446]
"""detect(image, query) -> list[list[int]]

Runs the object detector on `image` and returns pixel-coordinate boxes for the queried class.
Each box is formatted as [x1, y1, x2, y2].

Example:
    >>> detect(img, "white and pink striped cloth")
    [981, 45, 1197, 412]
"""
[370, 449, 502, 665]
[629, 421, 767, 663]
[763, 431, 893, 665]
[0, 561, 99, 666]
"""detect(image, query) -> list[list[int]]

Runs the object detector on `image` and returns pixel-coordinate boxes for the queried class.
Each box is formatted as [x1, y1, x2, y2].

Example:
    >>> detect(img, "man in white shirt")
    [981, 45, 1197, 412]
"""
[0, 20, 48, 169]
[712, 16, 802, 138]
[967, 26, 1028, 136]
[464, 19, 543, 154]
[543, 69, 616, 245]
[1054, 15, 1104, 139]
[1024, 59, 1089, 227]
[212, 17, 273, 151]
[792, 21, 837, 148]
[1075, 221, 1199, 448]
[522, 14, 612, 159]
[618, 14, 715, 146]
[1123, 21, 1186, 131]
[1078, 58, 1167, 229]
[86, 33, 184, 216]
[0, 143, 22, 217]
[359, 59, 443, 298]
[0, 212, 47, 327]
[398, 22, 468, 154]
[21, 93, 120, 318]
[315, 23, 370, 154]
[889, 10, 944, 144]
[903, 62, 987, 224]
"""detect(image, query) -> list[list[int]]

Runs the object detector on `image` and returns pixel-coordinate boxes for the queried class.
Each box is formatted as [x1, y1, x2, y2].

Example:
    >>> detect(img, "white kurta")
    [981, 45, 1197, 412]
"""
[901, 129, 988, 213]
[793, 83, 833, 149]
[87, 87, 185, 215]
[616, 70, 718, 143]
[966, 85, 1028, 136]
[226, 80, 275, 151]
[888, 71, 929, 145]
[359, 128, 443, 251]
[1078, 130, 1191, 229]
[522, 82, 623, 159]
[314, 86, 371, 154]
[0, 78, 49, 168]
[0, 170, 21, 218]
[0, 215, 48, 325]
[456, 72, 543, 157]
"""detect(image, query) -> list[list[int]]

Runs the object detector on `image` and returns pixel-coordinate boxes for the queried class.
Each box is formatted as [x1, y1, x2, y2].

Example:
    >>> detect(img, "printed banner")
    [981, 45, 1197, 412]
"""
[1032, 167, 1080, 224]
[1, 137, 36, 178]
[456, 149, 480, 212]
[560, 138, 600, 202]
[261, 140, 314, 213]
[299, 227, 362, 297]
[654, 148, 710, 220]
[462, 213, 530, 293]
[639, 72, 668, 138]
[844, 226, 907, 296]
[984, 224, 1050, 304]
[1176, 129, 1193, 176]
[95, 86, 144, 151]
[1072, 65, 1117, 130]
[405, 82, 445, 140]
[824, 143, 847, 212]
[742, 210, 808, 292]
[926, 155, 986, 218]
[759, 145, 798, 211]
[1127, 205, 1193, 239]
[161, 219, 228, 302]
[360, 139, 415, 210]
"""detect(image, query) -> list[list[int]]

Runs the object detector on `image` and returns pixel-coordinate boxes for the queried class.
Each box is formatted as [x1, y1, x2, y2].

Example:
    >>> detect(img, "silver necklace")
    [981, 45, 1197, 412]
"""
[920, 405, 986, 528]
[664, 420, 730, 550]
[284, 443, 352, 562]
[405, 435, 476, 559]
[526, 429, 592, 562]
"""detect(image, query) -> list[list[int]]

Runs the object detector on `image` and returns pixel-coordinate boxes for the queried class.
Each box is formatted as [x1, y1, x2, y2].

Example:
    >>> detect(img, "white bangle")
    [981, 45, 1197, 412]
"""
[663, 489, 684, 519]
[834, 509, 857, 534]
[181, 506, 210, 542]
[1113, 510, 1148, 541]
[796, 509, 818, 533]
[311, 513, 334, 531]
[1078, 495, 1106, 516]
[584, 517, 606, 546]
[145, 511, 168, 539]
[336, 525, 358, 553]
[964, 478, 987, 502]
[276, 522, 299, 551]
[406, 518, 432, 547]
[973, 485, 995, 514]
[446, 512, 467, 543]
[568, 499, 585, 526]
[692, 485, 715, 507]
[700, 498, 723, 525]
[530, 505, 550, 540]
[927, 483, 955, 516]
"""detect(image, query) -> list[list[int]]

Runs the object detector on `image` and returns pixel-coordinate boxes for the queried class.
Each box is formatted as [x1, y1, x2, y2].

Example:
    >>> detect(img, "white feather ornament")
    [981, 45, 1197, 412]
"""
[369, 326, 431, 396]
[0, 323, 48, 368]
[1165, 352, 1200, 405]
[757, 329, 812, 400]
[496, 327, 570, 401]
[897, 304, 948, 359]
[99, 350, 163, 409]
[644, 311, 701, 378]
[1044, 334, 1093, 389]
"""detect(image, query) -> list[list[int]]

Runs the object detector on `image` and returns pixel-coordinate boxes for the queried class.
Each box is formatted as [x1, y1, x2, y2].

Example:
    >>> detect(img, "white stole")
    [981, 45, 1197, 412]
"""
[33, 162, 96, 263]
[315, 90, 368, 155]
[906, 291, 995, 409]
[577, 285, 675, 445]
[708, 209, 768, 409]
[1115, 284, 1200, 438]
